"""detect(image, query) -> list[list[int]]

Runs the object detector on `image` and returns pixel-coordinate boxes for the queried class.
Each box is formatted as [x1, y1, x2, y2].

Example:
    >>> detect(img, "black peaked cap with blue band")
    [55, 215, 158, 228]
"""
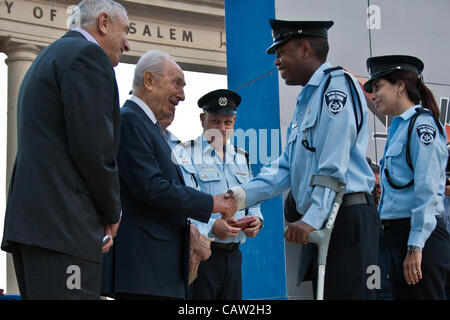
[198, 89, 241, 115]
[364, 55, 424, 93]
[266, 19, 334, 54]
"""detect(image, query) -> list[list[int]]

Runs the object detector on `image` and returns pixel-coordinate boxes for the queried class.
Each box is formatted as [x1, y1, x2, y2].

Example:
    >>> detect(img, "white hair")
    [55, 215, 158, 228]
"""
[132, 50, 176, 92]
[68, 0, 127, 29]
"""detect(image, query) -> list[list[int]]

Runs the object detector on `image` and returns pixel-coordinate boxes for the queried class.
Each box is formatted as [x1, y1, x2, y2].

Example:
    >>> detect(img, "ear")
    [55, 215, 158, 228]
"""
[396, 80, 406, 95]
[200, 112, 205, 125]
[143, 71, 154, 91]
[97, 13, 109, 36]
[299, 39, 312, 59]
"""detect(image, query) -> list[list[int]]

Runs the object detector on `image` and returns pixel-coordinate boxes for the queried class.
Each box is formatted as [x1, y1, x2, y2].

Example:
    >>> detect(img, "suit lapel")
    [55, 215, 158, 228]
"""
[124, 100, 186, 184]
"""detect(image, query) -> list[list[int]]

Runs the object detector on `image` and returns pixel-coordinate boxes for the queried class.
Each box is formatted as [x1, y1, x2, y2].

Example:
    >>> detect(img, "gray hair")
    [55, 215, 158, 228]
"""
[132, 50, 176, 92]
[69, 0, 127, 29]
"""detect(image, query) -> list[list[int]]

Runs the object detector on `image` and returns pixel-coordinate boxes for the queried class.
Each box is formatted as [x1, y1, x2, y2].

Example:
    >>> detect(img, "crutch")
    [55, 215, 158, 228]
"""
[306, 175, 346, 300]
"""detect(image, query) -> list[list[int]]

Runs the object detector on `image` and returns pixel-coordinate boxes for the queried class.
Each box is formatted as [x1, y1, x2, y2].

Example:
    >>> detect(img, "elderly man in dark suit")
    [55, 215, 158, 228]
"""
[105, 50, 237, 300]
[1, 0, 130, 300]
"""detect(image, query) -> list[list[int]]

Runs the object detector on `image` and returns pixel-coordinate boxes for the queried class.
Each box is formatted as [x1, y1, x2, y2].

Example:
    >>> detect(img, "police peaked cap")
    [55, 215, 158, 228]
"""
[266, 19, 334, 54]
[198, 89, 241, 115]
[364, 55, 424, 93]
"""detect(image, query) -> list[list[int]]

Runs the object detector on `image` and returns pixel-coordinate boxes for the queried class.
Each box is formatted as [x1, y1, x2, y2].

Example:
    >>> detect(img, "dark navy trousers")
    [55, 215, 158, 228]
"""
[190, 247, 242, 300]
[383, 216, 450, 300]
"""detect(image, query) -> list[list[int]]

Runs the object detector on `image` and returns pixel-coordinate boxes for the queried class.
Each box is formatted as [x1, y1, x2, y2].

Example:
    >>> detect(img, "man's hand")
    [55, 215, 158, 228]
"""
[213, 193, 237, 219]
[227, 186, 247, 211]
[212, 218, 241, 240]
[284, 220, 316, 244]
[102, 221, 120, 253]
[243, 217, 262, 238]
[108, 221, 120, 238]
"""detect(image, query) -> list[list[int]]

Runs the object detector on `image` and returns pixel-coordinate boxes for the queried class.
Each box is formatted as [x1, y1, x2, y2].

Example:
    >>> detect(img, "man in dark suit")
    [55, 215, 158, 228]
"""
[1, 0, 130, 299]
[106, 50, 237, 300]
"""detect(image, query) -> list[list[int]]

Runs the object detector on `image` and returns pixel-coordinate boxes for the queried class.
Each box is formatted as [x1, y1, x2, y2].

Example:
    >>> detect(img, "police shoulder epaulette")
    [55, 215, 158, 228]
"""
[233, 145, 248, 157]
[234, 145, 250, 171]
[182, 140, 195, 148]
[324, 66, 344, 74]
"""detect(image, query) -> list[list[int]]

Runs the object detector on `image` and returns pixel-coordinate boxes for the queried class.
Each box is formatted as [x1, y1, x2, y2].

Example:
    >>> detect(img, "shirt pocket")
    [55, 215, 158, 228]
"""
[385, 142, 412, 182]
[234, 166, 250, 184]
[179, 162, 196, 175]
[198, 167, 222, 194]
[287, 125, 298, 144]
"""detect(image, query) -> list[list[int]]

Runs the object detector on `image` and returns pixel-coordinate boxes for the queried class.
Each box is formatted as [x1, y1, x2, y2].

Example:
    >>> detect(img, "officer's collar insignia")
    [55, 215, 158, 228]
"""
[218, 97, 228, 107]
[325, 90, 347, 116]
[417, 124, 436, 145]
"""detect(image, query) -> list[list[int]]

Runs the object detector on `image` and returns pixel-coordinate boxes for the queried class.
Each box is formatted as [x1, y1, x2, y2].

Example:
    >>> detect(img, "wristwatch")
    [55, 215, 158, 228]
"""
[407, 245, 422, 254]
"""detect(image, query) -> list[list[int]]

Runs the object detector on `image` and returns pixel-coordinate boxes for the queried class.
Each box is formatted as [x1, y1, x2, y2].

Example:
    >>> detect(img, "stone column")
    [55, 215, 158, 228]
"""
[2, 41, 40, 295]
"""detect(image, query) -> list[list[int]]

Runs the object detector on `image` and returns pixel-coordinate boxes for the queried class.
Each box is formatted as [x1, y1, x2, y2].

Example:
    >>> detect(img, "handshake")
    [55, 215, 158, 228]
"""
[212, 186, 247, 219]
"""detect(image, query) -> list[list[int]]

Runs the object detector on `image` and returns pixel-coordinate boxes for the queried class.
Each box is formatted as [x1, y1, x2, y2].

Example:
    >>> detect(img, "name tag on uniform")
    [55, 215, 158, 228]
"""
[236, 172, 247, 177]
[200, 167, 215, 171]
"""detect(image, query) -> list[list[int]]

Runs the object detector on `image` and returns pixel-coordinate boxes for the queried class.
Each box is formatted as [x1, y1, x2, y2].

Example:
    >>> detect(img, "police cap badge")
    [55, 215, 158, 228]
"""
[364, 55, 424, 93]
[267, 19, 334, 54]
[198, 89, 241, 115]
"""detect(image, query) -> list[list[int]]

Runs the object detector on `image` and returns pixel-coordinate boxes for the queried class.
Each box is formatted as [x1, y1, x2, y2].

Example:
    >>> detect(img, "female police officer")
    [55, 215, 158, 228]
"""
[365, 55, 450, 300]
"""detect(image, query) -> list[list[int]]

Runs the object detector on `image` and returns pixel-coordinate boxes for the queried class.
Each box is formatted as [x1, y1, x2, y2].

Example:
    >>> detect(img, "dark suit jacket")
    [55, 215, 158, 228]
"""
[109, 100, 213, 299]
[1, 31, 121, 263]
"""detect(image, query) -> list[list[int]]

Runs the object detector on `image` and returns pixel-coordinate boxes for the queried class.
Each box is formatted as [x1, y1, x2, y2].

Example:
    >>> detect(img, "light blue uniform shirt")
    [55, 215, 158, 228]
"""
[378, 105, 446, 248]
[186, 134, 263, 244]
[164, 130, 210, 236]
[243, 62, 375, 230]
[164, 129, 199, 191]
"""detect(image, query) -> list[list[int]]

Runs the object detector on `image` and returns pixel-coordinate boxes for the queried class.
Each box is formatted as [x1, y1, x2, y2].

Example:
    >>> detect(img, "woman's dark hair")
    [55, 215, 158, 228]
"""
[382, 70, 440, 121]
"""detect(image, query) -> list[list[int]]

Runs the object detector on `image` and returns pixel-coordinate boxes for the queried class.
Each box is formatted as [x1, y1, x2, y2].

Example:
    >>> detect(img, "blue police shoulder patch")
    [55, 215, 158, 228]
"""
[416, 124, 436, 145]
[324, 90, 347, 116]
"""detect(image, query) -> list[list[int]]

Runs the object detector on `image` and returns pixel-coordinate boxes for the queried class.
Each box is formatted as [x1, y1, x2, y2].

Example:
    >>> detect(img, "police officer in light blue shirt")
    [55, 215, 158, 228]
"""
[229, 19, 380, 300]
[187, 89, 263, 300]
[163, 124, 200, 193]
[365, 55, 450, 300]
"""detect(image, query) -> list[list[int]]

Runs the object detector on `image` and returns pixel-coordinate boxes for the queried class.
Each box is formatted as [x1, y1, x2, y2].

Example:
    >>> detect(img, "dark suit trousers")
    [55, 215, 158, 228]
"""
[190, 247, 242, 300]
[11, 242, 102, 300]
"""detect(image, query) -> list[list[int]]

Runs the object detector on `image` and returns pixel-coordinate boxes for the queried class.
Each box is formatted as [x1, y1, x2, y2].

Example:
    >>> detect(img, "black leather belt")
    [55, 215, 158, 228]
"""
[381, 218, 410, 230]
[341, 192, 371, 207]
[211, 242, 239, 252]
